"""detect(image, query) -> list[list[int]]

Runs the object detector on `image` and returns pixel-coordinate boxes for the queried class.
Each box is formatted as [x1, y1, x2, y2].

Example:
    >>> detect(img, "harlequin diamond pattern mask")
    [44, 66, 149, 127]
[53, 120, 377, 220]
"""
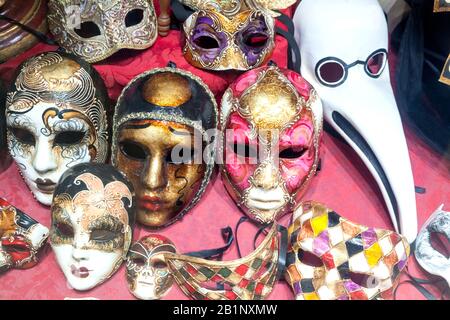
[285, 201, 410, 300]
[0, 197, 49, 272]
[48, 0, 162, 63]
[220, 65, 323, 224]
[5, 51, 109, 206]
[178, 0, 296, 70]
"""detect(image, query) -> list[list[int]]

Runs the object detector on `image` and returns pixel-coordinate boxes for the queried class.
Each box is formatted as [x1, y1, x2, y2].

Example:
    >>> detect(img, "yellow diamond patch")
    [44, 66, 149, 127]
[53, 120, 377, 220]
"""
[364, 242, 383, 267]
[311, 213, 328, 236]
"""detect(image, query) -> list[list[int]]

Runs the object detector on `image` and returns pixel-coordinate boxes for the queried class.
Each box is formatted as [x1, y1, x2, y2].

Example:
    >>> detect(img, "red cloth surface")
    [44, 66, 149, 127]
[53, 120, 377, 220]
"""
[0, 10, 449, 300]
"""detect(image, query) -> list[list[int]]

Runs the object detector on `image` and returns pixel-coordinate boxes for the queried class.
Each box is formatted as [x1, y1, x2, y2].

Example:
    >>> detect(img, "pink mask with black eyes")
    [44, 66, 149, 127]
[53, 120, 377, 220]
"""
[220, 65, 323, 224]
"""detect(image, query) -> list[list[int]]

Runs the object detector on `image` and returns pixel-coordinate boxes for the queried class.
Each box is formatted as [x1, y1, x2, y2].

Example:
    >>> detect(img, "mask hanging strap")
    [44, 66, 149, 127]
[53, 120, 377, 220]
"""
[0, 14, 60, 48]
[275, 11, 301, 72]
[275, 224, 288, 281]
[170, 0, 194, 30]
[184, 226, 234, 260]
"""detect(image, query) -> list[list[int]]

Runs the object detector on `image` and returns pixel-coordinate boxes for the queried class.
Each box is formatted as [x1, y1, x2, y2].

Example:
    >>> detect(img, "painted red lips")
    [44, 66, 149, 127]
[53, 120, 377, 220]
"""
[139, 196, 166, 211]
[71, 265, 91, 278]
[35, 179, 56, 194]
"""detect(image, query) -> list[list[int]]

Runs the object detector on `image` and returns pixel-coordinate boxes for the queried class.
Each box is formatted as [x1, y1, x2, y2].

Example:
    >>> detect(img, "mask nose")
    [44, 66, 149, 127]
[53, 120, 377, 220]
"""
[32, 138, 58, 174]
[140, 267, 155, 278]
[221, 46, 248, 70]
[252, 161, 280, 189]
[71, 235, 88, 261]
[142, 154, 167, 191]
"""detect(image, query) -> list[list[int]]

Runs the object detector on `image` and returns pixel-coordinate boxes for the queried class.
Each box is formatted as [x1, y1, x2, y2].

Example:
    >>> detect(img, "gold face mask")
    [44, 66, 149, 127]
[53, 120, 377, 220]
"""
[285, 201, 411, 300]
[47, 0, 169, 63]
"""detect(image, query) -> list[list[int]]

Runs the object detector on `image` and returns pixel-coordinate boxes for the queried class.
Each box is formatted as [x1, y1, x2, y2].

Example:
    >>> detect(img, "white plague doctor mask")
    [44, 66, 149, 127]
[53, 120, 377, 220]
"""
[293, 0, 417, 243]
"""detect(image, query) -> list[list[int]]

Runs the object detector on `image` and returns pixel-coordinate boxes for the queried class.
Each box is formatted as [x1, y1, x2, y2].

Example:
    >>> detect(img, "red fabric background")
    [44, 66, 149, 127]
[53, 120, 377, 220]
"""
[0, 5, 449, 300]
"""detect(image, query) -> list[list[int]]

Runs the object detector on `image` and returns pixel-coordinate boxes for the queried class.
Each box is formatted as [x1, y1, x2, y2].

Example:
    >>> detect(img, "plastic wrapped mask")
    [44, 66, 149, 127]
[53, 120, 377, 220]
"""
[126, 234, 176, 300]
[220, 65, 323, 224]
[164, 223, 284, 300]
[47, 0, 169, 63]
[415, 205, 450, 287]
[285, 201, 410, 300]
[0, 197, 49, 272]
[293, 0, 417, 242]
[177, 0, 296, 70]
[50, 163, 136, 291]
[112, 65, 218, 228]
[5, 51, 109, 206]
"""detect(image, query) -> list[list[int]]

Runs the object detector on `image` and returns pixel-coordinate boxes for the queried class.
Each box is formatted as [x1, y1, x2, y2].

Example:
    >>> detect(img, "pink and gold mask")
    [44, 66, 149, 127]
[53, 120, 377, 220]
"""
[220, 66, 323, 224]
[285, 201, 411, 300]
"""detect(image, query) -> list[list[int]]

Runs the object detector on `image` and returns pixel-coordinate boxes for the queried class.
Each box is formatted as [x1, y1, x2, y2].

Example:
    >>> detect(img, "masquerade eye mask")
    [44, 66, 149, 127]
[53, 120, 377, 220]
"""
[293, 0, 418, 243]
[47, 0, 170, 63]
[112, 64, 218, 229]
[0, 197, 49, 272]
[50, 163, 136, 291]
[174, 0, 296, 70]
[285, 201, 410, 300]
[220, 65, 323, 224]
[415, 205, 450, 287]
[5, 51, 109, 206]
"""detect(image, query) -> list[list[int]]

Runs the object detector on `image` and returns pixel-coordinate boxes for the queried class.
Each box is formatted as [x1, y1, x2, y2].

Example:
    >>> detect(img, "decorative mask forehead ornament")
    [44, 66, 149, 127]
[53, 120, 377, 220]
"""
[415, 205, 450, 287]
[293, 0, 417, 242]
[177, 0, 296, 70]
[5, 51, 109, 206]
[163, 223, 284, 300]
[0, 197, 49, 273]
[48, 0, 169, 63]
[126, 234, 176, 300]
[285, 201, 410, 300]
[220, 65, 323, 224]
[112, 65, 218, 228]
[50, 163, 136, 291]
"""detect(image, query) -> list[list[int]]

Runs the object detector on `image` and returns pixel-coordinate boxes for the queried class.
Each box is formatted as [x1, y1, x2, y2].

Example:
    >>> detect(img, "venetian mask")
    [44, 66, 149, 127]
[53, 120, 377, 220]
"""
[48, 0, 169, 63]
[285, 201, 410, 300]
[112, 66, 218, 228]
[293, 0, 417, 242]
[50, 163, 136, 291]
[5, 51, 109, 206]
[0, 197, 49, 273]
[126, 234, 176, 300]
[220, 65, 323, 224]
[415, 205, 450, 287]
[0, 80, 11, 173]
[164, 223, 284, 300]
[177, 0, 296, 70]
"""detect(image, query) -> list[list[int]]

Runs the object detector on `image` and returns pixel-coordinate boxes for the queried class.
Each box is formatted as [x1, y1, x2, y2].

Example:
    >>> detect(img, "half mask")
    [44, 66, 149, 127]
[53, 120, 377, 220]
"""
[126, 234, 176, 300]
[48, 0, 170, 63]
[50, 163, 136, 291]
[175, 0, 296, 70]
[5, 51, 109, 206]
[293, 0, 417, 242]
[285, 201, 410, 300]
[220, 65, 323, 224]
[112, 65, 218, 228]
[415, 205, 450, 287]
[0, 197, 49, 273]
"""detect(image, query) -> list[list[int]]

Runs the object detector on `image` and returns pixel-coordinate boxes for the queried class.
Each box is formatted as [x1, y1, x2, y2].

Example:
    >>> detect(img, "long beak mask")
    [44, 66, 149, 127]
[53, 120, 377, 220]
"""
[293, 0, 417, 242]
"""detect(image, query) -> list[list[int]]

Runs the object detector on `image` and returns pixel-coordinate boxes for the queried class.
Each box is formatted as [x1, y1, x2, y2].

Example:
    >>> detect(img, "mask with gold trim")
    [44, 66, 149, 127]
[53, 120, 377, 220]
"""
[220, 65, 323, 224]
[112, 65, 218, 228]
[47, 0, 170, 63]
[5, 51, 109, 206]
[0, 197, 49, 273]
[176, 0, 296, 70]
[50, 163, 136, 291]
[285, 201, 410, 300]
[126, 234, 176, 300]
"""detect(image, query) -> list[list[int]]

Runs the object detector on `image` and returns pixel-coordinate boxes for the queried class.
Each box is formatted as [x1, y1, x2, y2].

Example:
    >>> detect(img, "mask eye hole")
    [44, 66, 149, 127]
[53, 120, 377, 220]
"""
[54, 131, 85, 146]
[297, 249, 324, 267]
[2, 244, 29, 253]
[90, 229, 116, 242]
[279, 147, 306, 159]
[10, 127, 35, 145]
[366, 50, 387, 77]
[194, 36, 220, 49]
[316, 60, 346, 87]
[151, 259, 168, 269]
[125, 9, 144, 27]
[55, 222, 74, 238]
[243, 33, 269, 48]
[231, 143, 258, 159]
[349, 272, 380, 289]
[74, 21, 101, 38]
[133, 257, 146, 267]
[430, 231, 450, 259]
[120, 141, 147, 161]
